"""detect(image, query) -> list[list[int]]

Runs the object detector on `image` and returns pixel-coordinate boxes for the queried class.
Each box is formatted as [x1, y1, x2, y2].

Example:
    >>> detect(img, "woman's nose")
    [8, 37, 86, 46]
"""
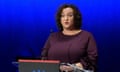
[64, 16, 68, 20]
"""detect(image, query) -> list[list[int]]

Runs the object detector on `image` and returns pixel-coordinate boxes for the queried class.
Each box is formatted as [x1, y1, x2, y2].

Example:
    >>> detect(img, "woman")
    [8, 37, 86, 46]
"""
[41, 4, 98, 72]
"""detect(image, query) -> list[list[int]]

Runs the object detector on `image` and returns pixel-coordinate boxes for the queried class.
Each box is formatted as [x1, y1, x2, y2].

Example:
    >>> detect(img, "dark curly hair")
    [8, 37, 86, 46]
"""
[56, 4, 82, 31]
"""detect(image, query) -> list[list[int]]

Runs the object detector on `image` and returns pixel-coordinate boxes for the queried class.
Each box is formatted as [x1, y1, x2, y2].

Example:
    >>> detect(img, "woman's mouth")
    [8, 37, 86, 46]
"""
[64, 22, 69, 24]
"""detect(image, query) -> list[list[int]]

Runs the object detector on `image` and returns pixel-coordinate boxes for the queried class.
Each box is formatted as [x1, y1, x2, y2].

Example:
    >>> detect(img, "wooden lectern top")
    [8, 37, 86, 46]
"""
[19, 59, 60, 63]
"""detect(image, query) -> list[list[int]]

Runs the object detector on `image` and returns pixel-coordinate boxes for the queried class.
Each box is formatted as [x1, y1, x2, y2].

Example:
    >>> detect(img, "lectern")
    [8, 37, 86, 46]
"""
[19, 59, 60, 72]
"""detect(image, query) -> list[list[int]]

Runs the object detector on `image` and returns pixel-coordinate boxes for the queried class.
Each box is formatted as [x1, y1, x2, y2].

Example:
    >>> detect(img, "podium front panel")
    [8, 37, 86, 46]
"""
[19, 59, 60, 72]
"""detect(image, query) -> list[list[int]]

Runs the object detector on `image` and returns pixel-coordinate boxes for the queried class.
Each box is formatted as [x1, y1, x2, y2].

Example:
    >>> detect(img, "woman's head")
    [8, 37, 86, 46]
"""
[56, 4, 82, 31]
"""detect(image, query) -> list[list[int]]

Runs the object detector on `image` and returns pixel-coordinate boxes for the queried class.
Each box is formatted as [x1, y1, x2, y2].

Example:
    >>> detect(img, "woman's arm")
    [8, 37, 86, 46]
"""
[41, 34, 51, 60]
[80, 33, 98, 71]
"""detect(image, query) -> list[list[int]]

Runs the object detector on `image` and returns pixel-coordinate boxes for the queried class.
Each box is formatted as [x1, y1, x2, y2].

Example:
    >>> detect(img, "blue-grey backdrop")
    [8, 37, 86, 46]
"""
[0, 0, 120, 72]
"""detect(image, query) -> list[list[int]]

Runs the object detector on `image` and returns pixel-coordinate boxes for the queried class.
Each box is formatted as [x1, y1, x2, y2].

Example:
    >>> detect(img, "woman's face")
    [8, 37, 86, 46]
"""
[60, 7, 74, 30]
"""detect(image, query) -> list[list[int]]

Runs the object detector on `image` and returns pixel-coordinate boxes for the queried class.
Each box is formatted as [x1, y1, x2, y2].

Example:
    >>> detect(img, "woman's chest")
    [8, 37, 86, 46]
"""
[49, 37, 88, 57]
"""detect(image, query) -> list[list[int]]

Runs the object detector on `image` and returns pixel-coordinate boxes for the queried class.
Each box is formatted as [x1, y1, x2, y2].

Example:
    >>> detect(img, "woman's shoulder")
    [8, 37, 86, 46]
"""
[49, 30, 93, 36]
[49, 30, 94, 38]
[48, 32, 60, 38]
[82, 30, 91, 34]
[80, 30, 94, 37]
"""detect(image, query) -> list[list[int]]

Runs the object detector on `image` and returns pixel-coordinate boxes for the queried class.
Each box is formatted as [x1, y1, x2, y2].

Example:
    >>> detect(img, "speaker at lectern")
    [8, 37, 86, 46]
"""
[19, 59, 60, 72]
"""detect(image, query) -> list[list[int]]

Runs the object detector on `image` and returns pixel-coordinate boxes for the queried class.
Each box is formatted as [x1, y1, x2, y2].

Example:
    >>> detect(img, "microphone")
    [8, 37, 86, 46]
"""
[50, 28, 54, 33]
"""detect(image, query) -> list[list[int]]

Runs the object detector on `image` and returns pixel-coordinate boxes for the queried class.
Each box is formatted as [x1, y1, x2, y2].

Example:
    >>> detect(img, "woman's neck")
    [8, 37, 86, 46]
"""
[62, 29, 82, 35]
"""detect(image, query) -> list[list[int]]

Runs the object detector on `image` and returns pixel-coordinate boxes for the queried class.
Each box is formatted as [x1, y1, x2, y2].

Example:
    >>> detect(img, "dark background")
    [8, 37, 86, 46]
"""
[0, 0, 120, 72]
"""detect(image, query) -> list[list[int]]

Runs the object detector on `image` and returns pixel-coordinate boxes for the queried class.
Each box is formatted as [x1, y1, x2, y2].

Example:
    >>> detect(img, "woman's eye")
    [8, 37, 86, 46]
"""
[61, 14, 73, 17]
[68, 14, 73, 17]
[61, 15, 65, 17]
